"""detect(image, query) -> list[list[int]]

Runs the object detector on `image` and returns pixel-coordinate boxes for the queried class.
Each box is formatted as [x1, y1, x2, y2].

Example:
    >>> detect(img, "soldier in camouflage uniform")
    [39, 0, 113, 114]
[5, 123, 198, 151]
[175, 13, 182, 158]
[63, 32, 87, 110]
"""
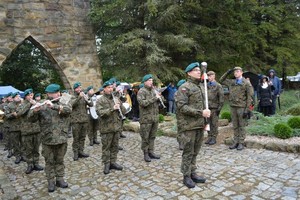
[2, 93, 13, 156]
[70, 82, 93, 161]
[16, 89, 43, 174]
[0, 96, 7, 151]
[175, 62, 211, 188]
[137, 74, 161, 162]
[205, 71, 224, 145]
[219, 67, 253, 150]
[175, 79, 186, 150]
[5, 92, 24, 164]
[34, 93, 42, 103]
[96, 81, 126, 174]
[85, 86, 100, 146]
[28, 84, 71, 192]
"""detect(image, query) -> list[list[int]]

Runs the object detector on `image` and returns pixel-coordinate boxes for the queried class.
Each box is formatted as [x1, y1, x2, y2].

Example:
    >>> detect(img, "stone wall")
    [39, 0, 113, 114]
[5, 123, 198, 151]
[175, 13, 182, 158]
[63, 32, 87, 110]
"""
[0, 0, 102, 90]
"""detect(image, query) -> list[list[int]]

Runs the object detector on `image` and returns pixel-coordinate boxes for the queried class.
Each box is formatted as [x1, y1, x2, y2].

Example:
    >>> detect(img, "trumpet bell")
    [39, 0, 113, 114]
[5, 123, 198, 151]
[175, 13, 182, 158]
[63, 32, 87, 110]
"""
[122, 103, 132, 114]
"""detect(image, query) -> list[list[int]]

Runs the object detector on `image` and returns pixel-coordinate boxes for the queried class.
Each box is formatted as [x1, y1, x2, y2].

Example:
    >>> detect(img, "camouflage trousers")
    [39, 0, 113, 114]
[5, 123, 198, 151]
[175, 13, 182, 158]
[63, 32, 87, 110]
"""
[22, 133, 41, 166]
[11, 131, 22, 157]
[42, 143, 67, 181]
[207, 108, 219, 139]
[181, 129, 204, 176]
[140, 122, 158, 153]
[230, 107, 247, 144]
[101, 132, 119, 164]
[72, 122, 88, 154]
[88, 118, 99, 142]
[2, 126, 11, 150]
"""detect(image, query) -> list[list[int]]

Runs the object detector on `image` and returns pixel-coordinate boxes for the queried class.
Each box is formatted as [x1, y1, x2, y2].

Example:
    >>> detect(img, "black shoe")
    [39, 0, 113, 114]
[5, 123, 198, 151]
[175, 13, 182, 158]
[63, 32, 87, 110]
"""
[183, 176, 195, 188]
[68, 133, 72, 138]
[179, 143, 184, 151]
[89, 140, 94, 146]
[78, 152, 89, 158]
[103, 164, 110, 174]
[237, 143, 244, 150]
[149, 152, 160, 159]
[4, 147, 8, 151]
[48, 180, 56, 192]
[20, 156, 26, 162]
[15, 156, 21, 164]
[144, 152, 151, 162]
[208, 138, 216, 145]
[93, 140, 100, 145]
[204, 138, 211, 144]
[73, 153, 79, 161]
[7, 150, 13, 158]
[25, 165, 34, 174]
[191, 173, 206, 183]
[34, 164, 44, 171]
[118, 146, 124, 150]
[120, 133, 126, 138]
[229, 143, 238, 149]
[110, 163, 123, 171]
[56, 179, 68, 188]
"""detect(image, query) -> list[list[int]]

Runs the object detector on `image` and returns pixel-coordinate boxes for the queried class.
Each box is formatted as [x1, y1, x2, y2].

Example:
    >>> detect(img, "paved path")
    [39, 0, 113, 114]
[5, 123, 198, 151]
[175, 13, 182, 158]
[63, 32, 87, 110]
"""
[0, 132, 300, 200]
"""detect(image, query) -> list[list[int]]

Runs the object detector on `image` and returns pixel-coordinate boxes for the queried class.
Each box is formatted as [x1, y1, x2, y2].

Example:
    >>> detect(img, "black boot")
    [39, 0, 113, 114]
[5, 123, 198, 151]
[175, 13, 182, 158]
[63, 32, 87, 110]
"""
[78, 152, 89, 158]
[25, 165, 34, 174]
[118, 145, 124, 150]
[229, 143, 238, 149]
[7, 150, 13, 158]
[93, 139, 100, 145]
[208, 138, 216, 145]
[103, 164, 110, 174]
[237, 143, 244, 150]
[34, 164, 44, 171]
[15, 156, 21, 164]
[120, 133, 126, 138]
[179, 142, 184, 151]
[143, 151, 151, 162]
[73, 153, 79, 161]
[183, 176, 195, 188]
[48, 180, 56, 192]
[149, 152, 160, 159]
[89, 140, 94, 146]
[191, 173, 206, 183]
[204, 137, 211, 144]
[56, 178, 68, 188]
[110, 163, 123, 171]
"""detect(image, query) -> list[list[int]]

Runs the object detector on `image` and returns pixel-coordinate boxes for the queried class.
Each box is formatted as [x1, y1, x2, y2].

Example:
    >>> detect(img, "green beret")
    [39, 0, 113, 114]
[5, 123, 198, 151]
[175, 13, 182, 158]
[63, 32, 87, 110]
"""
[177, 79, 186, 87]
[12, 92, 20, 98]
[61, 90, 68, 94]
[139, 83, 144, 88]
[141, 74, 153, 83]
[73, 82, 81, 89]
[102, 81, 113, 88]
[185, 62, 200, 73]
[45, 84, 60, 93]
[34, 93, 41, 98]
[86, 86, 93, 92]
[24, 88, 33, 97]
[99, 87, 104, 92]
[5, 92, 13, 98]
[233, 66, 243, 71]
[109, 77, 117, 83]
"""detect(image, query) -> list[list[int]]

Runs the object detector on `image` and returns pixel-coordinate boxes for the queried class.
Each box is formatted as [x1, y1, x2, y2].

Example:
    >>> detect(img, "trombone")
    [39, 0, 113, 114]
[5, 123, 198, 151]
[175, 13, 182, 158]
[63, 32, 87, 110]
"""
[112, 92, 126, 120]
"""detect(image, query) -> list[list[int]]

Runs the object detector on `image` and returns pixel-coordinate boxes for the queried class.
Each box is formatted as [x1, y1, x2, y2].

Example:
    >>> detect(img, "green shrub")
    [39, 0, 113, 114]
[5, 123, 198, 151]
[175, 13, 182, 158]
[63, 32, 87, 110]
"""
[287, 116, 300, 129]
[285, 103, 300, 116]
[159, 114, 165, 123]
[273, 123, 293, 139]
[220, 111, 231, 121]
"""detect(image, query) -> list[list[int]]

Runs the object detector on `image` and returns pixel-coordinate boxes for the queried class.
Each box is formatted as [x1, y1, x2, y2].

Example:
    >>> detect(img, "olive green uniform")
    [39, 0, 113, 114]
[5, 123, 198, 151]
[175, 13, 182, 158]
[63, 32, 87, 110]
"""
[1, 102, 10, 151]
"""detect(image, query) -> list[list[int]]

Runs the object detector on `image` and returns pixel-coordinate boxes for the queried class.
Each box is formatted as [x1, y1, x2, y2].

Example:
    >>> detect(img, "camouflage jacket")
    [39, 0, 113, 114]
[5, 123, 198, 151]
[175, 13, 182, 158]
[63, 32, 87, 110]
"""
[137, 85, 159, 124]
[207, 81, 224, 110]
[28, 99, 72, 145]
[16, 99, 40, 136]
[96, 93, 126, 134]
[175, 77, 205, 132]
[219, 73, 253, 109]
[5, 101, 21, 131]
[1, 102, 9, 128]
[70, 92, 93, 123]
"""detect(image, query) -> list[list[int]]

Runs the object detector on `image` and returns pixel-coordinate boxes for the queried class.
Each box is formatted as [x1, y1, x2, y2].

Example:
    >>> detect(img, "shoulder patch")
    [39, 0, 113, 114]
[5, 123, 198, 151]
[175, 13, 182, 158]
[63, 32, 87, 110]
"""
[181, 87, 187, 93]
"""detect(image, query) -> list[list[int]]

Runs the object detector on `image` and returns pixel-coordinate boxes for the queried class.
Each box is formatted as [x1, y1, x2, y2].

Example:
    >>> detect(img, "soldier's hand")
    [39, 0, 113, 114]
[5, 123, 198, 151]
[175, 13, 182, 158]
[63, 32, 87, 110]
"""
[113, 104, 120, 110]
[202, 109, 211, 118]
[227, 69, 233, 74]
[12, 112, 17, 117]
[45, 100, 53, 108]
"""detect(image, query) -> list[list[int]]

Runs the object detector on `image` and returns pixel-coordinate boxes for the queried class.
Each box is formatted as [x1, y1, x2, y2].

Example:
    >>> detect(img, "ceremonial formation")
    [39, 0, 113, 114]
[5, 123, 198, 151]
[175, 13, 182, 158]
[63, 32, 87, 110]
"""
[1, 62, 275, 192]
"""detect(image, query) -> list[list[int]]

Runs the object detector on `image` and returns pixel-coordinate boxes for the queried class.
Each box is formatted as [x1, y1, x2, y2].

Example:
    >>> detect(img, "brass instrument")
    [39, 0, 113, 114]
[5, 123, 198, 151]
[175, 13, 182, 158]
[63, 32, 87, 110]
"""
[154, 88, 166, 109]
[112, 92, 126, 120]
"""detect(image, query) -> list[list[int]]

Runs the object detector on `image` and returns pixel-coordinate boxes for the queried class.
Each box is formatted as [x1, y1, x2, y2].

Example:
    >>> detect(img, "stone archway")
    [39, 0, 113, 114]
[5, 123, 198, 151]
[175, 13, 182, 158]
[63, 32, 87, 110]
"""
[0, 0, 102, 90]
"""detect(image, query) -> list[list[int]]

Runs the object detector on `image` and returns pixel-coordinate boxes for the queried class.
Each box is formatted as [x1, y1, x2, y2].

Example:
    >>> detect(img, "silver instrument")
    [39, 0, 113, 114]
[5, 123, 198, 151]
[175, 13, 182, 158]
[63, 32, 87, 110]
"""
[154, 88, 166, 109]
[112, 92, 126, 120]
[201, 61, 210, 131]
[30, 97, 61, 110]
[89, 95, 99, 119]
[122, 102, 132, 114]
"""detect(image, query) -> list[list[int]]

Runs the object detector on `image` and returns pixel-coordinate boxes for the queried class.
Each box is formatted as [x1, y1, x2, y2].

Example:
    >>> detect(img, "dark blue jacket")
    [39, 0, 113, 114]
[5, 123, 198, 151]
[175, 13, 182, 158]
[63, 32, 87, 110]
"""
[167, 84, 177, 101]
[268, 69, 281, 96]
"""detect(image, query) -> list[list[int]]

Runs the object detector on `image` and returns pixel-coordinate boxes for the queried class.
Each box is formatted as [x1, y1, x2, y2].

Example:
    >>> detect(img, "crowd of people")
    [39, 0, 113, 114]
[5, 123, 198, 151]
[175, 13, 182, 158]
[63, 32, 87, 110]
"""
[0, 63, 282, 191]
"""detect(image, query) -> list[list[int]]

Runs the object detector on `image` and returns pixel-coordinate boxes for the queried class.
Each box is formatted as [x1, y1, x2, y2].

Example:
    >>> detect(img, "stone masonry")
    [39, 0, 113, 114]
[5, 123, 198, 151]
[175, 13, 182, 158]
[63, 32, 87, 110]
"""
[0, 0, 102, 89]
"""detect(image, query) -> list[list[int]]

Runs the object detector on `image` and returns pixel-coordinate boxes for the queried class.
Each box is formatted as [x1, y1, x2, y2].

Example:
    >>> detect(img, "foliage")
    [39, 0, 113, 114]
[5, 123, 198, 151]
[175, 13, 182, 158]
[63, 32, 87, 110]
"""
[220, 111, 231, 122]
[285, 103, 300, 116]
[0, 39, 64, 93]
[277, 90, 300, 115]
[156, 129, 164, 137]
[287, 117, 300, 129]
[273, 123, 293, 139]
[159, 114, 165, 123]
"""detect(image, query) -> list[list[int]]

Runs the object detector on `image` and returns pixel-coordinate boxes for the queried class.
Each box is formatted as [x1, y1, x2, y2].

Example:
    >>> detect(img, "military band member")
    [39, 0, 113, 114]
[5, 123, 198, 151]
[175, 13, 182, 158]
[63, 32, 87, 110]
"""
[175, 62, 211, 188]
[219, 67, 253, 150]
[28, 84, 71, 192]
[175, 79, 186, 150]
[96, 81, 126, 174]
[205, 71, 224, 145]
[34, 93, 42, 103]
[86, 86, 100, 146]
[2, 93, 13, 156]
[137, 74, 161, 162]
[70, 82, 93, 161]
[5, 92, 24, 164]
[17, 89, 43, 174]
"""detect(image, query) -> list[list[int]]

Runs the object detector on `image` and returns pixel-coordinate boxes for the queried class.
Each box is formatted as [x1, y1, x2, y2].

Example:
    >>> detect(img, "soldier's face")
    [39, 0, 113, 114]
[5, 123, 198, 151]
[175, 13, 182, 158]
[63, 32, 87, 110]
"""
[47, 92, 60, 100]
[25, 93, 34, 101]
[7, 97, 13, 102]
[144, 79, 153, 88]
[208, 74, 215, 82]
[104, 86, 113, 94]
[35, 96, 41, 101]
[14, 95, 21, 102]
[234, 70, 243, 78]
[88, 89, 94, 95]
[188, 67, 201, 79]
[74, 86, 81, 94]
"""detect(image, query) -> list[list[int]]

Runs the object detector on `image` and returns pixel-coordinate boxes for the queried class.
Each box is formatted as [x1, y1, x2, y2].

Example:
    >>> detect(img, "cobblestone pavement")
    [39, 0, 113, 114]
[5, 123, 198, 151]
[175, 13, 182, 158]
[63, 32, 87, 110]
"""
[0, 132, 300, 200]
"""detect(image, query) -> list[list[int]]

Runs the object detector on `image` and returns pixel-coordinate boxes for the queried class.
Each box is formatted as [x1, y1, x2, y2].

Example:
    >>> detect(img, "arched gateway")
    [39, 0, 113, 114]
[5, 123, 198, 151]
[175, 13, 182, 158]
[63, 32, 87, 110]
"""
[0, 1, 102, 90]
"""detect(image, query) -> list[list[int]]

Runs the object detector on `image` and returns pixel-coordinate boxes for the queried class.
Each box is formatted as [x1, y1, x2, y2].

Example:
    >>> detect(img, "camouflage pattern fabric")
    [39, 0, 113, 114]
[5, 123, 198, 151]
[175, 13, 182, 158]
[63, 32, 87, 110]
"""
[22, 134, 41, 166]
[101, 132, 119, 164]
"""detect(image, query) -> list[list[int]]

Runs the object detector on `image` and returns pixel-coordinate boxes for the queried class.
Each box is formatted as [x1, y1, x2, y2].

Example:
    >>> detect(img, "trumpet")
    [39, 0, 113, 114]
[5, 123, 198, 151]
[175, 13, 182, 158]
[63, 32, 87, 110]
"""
[154, 89, 166, 109]
[112, 92, 126, 120]
[80, 91, 90, 103]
